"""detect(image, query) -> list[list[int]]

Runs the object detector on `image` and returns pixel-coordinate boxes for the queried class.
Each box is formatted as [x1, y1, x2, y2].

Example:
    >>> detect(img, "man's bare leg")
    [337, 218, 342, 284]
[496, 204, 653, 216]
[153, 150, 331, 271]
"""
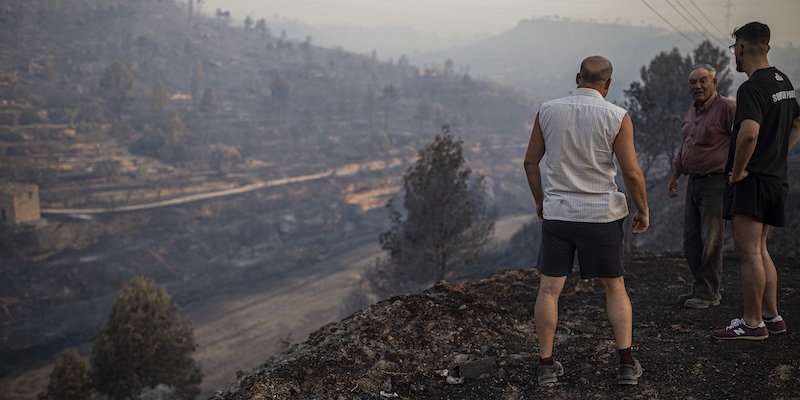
[731, 215, 769, 326]
[599, 276, 633, 350]
[758, 223, 779, 319]
[535, 275, 567, 359]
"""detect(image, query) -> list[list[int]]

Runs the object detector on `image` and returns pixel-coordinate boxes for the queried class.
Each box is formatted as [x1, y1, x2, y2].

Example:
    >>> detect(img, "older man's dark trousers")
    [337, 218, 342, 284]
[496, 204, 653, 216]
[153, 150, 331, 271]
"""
[684, 174, 725, 300]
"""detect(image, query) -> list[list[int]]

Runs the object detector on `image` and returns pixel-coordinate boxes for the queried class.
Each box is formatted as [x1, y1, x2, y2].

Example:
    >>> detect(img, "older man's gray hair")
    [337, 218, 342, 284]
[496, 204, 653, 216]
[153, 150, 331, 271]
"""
[691, 64, 717, 77]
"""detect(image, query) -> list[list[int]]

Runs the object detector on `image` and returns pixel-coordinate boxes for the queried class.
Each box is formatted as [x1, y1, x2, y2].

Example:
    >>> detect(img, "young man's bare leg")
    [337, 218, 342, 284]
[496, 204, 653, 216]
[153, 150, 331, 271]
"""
[534, 275, 567, 359]
[758, 223, 779, 319]
[598, 276, 633, 350]
[732, 215, 767, 326]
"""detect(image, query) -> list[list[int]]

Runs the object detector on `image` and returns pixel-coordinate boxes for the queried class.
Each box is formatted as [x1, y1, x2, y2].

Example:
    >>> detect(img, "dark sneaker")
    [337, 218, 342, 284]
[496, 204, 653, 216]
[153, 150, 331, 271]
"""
[537, 360, 564, 385]
[677, 291, 694, 303]
[712, 318, 769, 340]
[618, 358, 643, 385]
[683, 294, 721, 309]
[763, 316, 787, 334]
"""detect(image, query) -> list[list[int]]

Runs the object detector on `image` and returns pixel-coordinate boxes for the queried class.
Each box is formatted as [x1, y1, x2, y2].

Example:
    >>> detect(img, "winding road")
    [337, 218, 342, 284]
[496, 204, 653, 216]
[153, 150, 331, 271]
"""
[40, 159, 408, 215]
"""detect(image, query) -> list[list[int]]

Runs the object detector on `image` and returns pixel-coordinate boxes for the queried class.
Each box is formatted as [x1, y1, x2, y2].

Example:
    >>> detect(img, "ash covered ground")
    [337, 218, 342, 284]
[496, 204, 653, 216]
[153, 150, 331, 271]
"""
[211, 253, 800, 399]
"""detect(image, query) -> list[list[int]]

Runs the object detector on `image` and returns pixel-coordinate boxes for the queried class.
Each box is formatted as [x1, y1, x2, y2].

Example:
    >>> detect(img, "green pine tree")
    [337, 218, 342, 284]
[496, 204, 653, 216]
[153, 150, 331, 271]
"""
[99, 61, 135, 119]
[379, 127, 496, 286]
[38, 347, 93, 400]
[90, 277, 202, 400]
[210, 143, 241, 175]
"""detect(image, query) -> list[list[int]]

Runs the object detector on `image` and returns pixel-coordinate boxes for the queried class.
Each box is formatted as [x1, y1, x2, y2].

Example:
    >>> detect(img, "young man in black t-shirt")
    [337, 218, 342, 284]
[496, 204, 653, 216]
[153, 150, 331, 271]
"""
[713, 22, 800, 340]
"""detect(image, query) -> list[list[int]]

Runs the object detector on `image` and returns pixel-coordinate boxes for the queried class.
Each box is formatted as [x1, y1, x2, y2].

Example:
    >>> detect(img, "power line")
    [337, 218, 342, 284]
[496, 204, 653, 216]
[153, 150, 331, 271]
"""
[664, 0, 713, 43]
[640, 0, 697, 46]
[673, 0, 728, 47]
[686, 0, 729, 39]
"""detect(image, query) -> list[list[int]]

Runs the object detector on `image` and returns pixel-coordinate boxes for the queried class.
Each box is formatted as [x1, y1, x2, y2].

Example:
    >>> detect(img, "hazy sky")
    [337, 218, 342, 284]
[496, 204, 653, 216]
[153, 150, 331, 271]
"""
[201, 0, 799, 46]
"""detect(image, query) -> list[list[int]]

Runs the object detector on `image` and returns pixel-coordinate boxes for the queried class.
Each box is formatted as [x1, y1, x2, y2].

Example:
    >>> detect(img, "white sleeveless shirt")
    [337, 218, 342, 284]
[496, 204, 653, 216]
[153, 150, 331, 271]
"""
[538, 88, 629, 223]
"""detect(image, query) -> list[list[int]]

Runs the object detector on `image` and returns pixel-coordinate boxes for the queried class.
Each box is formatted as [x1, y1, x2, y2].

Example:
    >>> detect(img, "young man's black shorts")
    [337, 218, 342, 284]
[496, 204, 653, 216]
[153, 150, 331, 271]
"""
[723, 173, 787, 227]
[537, 219, 625, 279]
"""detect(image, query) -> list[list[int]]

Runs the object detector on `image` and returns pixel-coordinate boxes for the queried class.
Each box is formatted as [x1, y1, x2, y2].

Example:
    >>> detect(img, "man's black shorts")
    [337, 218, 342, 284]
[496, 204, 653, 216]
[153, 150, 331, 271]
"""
[723, 173, 787, 227]
[537, 219, 625, 279]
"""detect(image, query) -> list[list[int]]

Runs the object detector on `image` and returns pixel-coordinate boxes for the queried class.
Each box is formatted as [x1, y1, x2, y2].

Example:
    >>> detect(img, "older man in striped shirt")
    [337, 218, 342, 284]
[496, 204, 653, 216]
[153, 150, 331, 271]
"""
[524, 55, 650, 386]
[668, 64, 736, 309]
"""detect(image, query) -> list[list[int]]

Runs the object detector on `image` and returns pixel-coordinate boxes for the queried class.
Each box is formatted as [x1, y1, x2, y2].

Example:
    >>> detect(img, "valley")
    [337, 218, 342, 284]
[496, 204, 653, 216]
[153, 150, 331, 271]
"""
[0, 183, 532, 398]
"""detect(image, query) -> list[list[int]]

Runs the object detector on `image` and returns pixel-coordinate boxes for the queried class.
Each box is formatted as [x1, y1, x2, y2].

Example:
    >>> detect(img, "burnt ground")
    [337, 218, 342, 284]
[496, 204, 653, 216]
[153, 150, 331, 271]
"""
[210, 253, 800, 400]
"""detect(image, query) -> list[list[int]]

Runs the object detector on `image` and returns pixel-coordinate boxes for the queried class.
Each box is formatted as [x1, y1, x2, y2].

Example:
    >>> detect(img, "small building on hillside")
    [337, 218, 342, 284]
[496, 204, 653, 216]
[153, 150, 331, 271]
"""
[0, 181, 41, 226]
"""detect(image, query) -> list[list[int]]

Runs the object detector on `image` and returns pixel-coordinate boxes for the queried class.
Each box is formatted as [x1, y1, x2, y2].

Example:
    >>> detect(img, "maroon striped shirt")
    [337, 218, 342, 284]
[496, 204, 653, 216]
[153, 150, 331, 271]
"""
[673, 92, 736, 176]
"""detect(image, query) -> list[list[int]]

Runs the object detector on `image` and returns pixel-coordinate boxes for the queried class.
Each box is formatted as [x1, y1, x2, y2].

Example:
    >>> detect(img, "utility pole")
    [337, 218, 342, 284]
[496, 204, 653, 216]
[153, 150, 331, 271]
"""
[724, 0, 733, 33]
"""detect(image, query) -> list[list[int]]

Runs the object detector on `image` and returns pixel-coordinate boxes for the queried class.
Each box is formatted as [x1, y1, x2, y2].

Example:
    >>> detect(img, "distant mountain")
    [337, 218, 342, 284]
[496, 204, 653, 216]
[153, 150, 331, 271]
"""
[261, 17, 489, 61]
[414, 18, 695, 103]
[415, 17, 800, 104]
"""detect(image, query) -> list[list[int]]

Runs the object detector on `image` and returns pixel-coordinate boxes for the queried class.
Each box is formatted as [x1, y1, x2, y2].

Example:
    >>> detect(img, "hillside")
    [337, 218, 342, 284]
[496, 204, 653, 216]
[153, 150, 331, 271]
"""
[0, 0, 539, 397]
[0, 0, 536, 211]
[210, 253, 800, 399]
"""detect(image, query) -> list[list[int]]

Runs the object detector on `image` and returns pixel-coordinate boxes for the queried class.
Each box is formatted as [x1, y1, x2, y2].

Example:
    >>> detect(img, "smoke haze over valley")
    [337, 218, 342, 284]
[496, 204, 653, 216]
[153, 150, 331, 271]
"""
[1, 0, 799, 398]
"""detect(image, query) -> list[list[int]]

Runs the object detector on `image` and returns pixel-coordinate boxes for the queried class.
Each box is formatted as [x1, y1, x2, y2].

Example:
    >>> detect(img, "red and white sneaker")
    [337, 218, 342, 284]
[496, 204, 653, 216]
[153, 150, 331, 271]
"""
[712, 318, 769, 340]
[763, 315, 787, 334]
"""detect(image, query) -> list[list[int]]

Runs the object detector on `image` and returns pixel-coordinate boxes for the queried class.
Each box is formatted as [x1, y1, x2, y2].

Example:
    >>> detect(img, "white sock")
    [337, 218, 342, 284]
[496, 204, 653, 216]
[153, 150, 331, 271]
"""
[744, 321, 765, 329]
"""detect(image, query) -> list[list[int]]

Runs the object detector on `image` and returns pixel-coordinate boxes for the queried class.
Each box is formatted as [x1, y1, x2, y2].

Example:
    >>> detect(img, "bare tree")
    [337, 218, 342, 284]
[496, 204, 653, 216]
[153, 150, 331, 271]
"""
[200, 87, 218, 114]
[149, 80, 170, 123]
[381, 85, 399, 132]
[414, 93, 432, 134]
[190, 60, 205, 104]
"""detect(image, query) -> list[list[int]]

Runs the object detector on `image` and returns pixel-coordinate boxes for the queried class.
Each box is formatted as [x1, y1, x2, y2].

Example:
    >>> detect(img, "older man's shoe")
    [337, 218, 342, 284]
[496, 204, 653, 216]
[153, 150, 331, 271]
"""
[684, 294, 721, 309]
[677, 292, 694, 303]
[618, 359, 643, 385]
[537, 360, 564, 385]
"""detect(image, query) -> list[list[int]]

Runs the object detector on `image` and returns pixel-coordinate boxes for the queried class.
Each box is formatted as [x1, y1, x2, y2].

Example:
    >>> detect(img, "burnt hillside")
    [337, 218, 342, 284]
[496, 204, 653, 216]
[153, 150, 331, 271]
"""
[211, 253, 800, 399]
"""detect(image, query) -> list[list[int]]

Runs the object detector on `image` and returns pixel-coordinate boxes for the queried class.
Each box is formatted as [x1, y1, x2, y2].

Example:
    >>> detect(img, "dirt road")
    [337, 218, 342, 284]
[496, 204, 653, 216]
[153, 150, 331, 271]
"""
[188, 241, 382, 395]
[41, 159, 409, 215]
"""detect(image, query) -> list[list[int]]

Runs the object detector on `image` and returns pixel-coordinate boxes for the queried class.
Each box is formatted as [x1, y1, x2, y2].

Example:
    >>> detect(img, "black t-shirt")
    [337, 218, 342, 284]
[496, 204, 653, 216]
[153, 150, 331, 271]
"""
[726, 67, 800, 184]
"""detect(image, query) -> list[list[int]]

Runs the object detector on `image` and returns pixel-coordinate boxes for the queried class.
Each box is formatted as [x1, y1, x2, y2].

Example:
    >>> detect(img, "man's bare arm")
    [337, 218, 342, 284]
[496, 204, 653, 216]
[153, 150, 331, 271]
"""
[730, 119, 760, 184]
[523, 113, 546, 221]
[613, 113, 649, 233]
